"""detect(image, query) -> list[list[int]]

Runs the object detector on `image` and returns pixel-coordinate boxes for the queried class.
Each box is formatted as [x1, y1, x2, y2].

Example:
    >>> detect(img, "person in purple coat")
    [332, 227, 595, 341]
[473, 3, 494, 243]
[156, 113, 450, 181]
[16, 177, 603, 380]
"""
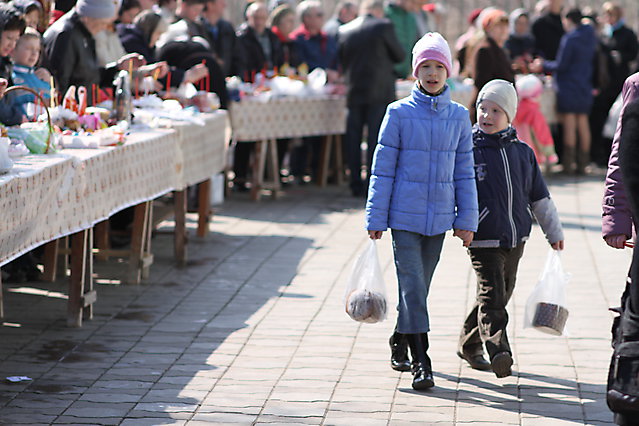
[604, 71, 639, 425]
[602, 71, 639, 249]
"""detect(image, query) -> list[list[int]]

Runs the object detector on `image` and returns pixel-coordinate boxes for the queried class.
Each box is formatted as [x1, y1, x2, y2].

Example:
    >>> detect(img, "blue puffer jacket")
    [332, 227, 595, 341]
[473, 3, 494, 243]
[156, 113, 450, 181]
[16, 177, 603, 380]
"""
[365, 84, 478, 236]
[471, 126, 549, 248]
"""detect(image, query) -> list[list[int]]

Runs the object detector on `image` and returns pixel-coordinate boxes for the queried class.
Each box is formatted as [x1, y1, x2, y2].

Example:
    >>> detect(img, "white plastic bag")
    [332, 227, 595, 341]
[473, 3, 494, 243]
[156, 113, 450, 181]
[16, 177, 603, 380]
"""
[344, 240, 388, 323]
[524, 249, 571, 335]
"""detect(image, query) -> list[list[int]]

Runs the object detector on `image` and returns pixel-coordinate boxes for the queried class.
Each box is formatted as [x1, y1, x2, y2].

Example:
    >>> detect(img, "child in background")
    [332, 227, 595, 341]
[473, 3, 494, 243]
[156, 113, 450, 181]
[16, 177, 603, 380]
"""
[10, 27, 50, 117]
[458, 79, 564, 378]
[512, 74, 558, 171]
[366, 32, 478, 390]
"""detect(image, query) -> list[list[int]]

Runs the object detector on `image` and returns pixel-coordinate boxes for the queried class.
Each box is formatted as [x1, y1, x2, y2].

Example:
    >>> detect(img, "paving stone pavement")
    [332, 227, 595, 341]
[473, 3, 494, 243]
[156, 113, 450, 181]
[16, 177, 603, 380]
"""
[0, 175, 632, 425]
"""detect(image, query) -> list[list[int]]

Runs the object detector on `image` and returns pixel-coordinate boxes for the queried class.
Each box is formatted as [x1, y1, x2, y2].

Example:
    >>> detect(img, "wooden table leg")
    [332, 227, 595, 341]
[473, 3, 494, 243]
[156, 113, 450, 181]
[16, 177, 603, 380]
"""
[127, 202, 151, 284]
[250, 141, 267, 201]
[42, 240, 59, 282]
[83, 228, 95, 320]
[266, 139, 281, 198]
[318, 135, 333, 188]
[197, 179, 211, 238]
[0, 271, 4, 320]
[94, 220, 110, 261]
[142, 204, 153, 280]
[334, 134, 344, 186]
[68, 230, 88, 327]
[174, 190, 187, 267]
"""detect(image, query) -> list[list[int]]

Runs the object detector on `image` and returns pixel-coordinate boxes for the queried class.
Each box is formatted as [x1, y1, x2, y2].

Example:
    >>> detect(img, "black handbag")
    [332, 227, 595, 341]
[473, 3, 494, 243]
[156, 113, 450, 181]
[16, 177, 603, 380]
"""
[607, 277, 639, 425]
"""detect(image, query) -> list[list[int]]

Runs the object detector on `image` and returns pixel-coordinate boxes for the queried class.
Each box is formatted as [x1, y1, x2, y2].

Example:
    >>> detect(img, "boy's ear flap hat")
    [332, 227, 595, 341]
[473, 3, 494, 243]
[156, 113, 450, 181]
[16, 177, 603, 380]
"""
[476, 79, 518, 122]
[515, 74, 543, 100]
[412, 32, 452, 78]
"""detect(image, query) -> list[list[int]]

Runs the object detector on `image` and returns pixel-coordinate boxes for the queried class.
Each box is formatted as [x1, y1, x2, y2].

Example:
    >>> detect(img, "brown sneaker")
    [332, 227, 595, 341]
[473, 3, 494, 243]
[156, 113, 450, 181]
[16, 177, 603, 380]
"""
[491, 352, 513, 378]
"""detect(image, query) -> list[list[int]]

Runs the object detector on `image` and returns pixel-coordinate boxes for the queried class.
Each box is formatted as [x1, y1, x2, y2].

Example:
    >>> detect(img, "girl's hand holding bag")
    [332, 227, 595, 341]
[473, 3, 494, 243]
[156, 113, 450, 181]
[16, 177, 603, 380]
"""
[344, 240, 388, 324]
[523, 249, 571, 336]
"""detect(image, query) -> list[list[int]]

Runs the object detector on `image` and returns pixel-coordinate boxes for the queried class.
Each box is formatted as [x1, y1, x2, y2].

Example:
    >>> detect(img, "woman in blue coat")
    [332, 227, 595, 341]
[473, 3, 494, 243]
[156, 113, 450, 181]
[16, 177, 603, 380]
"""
[533, 8, 596, 174]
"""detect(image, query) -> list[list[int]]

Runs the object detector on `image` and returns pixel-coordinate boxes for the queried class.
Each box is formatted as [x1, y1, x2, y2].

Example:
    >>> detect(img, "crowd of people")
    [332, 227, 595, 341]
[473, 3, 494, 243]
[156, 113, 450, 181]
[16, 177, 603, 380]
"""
[0, 0, 633, 191]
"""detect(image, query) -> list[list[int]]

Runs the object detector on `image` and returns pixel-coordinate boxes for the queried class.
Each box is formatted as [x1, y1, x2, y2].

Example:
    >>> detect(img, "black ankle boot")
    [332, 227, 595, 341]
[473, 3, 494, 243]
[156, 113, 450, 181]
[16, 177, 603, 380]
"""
[406, 333, 434, 390]
[389, 332, 411, 372]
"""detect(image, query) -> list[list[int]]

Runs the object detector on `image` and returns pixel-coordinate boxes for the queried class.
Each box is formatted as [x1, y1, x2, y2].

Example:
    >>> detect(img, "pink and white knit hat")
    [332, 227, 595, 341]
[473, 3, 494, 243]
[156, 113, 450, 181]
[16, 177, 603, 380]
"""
[515, 74, 544, 100]
[412, 32, 452, 78]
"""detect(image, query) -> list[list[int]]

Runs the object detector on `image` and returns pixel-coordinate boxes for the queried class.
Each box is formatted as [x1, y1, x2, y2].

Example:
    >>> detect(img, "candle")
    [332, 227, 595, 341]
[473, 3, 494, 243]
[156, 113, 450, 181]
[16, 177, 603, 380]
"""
[166, 72, 171, 97]
[49, 76, 55, 108]
[201, 60, 206, 91]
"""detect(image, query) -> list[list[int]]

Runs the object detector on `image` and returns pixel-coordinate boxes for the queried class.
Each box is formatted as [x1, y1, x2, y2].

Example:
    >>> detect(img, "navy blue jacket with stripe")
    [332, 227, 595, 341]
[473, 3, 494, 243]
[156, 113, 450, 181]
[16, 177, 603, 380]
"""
[471, 125, 563, 248]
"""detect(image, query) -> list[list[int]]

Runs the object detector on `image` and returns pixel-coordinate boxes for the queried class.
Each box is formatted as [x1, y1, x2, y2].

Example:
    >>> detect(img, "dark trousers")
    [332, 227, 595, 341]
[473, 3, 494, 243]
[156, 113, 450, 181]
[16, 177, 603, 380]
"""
[233, 141, 253, 181]
[345, 103, 387, 192]
[233, 140, 290, 182]
[459, 244, 525, 359]
[290, 136, 322, 178]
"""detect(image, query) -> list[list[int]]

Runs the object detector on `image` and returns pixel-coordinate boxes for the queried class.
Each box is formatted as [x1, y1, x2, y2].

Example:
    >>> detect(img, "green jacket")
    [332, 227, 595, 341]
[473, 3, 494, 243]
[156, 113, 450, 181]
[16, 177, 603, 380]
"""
[385, 4, 418, 78]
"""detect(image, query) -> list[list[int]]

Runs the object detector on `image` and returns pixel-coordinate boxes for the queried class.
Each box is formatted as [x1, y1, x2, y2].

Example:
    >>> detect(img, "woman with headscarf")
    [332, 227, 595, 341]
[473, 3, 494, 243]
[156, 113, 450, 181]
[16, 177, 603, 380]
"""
[505, 8, 535, 73]
[468, 8, 515, 122]
[269, 4, 300, 69]
[118, 10, 218, 102]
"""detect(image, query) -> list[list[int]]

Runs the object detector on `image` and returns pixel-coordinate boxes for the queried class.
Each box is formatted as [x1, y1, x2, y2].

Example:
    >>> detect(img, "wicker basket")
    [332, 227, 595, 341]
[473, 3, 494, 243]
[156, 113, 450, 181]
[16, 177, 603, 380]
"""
[4, 85, 53, 154]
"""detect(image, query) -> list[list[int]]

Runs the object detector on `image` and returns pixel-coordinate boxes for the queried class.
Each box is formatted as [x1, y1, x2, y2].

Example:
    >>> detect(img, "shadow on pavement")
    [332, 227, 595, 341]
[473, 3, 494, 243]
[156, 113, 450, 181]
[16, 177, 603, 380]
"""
[0, 229, 314, 424]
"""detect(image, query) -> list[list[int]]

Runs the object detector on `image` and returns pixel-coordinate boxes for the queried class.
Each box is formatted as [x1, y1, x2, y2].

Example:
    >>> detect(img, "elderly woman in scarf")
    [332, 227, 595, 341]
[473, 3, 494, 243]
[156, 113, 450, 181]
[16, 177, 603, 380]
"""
[505, 8, 535, 73]
[118, 10, 208, 93]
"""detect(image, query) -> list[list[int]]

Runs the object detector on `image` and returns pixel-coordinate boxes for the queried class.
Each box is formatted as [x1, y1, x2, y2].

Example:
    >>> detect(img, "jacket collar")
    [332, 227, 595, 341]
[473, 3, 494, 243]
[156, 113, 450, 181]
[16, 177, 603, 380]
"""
[12, 64, 33, 74]
[410, 83, 451, 111]
[290, 24, 327, 41]
[271, 25, 289, 43]
[473, 124, 518, 147]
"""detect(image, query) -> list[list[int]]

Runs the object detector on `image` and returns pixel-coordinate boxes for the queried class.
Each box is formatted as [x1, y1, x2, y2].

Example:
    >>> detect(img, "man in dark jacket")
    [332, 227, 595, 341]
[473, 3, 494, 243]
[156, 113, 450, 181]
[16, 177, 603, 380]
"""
[323, 1, 357, 38]
[590, 3, 638, 166]
[43, 0, 145, 103]
[236, 2, 282, 80]
[233, 2, 283, 189]
[338, 0, 404, 196]
[531, 0, 564, 60]
[200, 0, 245, 78]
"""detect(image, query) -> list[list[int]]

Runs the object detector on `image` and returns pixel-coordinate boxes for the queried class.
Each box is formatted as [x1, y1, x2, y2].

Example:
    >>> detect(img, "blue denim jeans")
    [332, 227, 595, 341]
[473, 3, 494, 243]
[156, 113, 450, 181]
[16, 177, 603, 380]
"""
[391, 230, 445, 334]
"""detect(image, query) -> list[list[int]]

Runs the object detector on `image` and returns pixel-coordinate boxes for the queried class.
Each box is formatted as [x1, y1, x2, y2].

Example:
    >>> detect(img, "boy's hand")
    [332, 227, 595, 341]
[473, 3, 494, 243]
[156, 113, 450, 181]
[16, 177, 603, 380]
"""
[368, 230, 383, 240]
[35, 68, 51, 83]
[453, 229, 473, 247]
[0, 78, 8, 98]
[117, 53, 146, 72]
[551, 240, 564, 251]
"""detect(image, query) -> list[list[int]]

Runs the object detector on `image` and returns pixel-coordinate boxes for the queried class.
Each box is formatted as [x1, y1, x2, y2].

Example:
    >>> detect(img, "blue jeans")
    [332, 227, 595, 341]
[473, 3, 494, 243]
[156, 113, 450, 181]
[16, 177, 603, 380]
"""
[392, 230, 445, 334]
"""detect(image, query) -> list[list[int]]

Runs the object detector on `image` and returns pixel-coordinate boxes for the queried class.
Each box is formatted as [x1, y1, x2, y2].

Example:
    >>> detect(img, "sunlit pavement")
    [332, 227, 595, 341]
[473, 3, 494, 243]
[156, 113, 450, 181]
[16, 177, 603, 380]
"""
[0, 175, 628, 425]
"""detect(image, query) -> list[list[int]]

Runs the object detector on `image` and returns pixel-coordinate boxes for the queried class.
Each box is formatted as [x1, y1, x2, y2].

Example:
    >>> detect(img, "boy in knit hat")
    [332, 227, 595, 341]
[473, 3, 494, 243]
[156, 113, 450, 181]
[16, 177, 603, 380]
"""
[457, 79, 564, 378]
[366, 32, 478, 390]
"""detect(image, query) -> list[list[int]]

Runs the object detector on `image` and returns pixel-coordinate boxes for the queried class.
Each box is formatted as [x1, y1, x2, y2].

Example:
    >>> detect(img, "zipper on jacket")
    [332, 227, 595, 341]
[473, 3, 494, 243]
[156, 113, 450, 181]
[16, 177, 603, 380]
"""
[499, 147, 517, 248]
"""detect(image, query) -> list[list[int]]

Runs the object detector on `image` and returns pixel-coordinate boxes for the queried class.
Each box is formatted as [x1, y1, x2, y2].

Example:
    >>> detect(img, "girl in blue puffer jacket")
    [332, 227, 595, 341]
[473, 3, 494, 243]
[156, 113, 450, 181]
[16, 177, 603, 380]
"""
[365, 32, 478, 391]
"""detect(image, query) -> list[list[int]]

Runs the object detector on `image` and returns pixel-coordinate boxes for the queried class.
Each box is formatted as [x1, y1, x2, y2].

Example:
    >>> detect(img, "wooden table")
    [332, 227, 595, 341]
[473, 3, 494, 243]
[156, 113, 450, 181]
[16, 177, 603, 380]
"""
[230, 95, 347, 200]
[0, 110, 229, 326]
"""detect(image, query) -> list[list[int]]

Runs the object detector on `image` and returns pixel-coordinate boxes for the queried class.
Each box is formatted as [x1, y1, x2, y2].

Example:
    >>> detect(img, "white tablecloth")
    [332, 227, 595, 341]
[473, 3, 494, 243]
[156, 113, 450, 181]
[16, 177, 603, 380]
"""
[0, 110, 228, 267]
[230, 96, 347, 141]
